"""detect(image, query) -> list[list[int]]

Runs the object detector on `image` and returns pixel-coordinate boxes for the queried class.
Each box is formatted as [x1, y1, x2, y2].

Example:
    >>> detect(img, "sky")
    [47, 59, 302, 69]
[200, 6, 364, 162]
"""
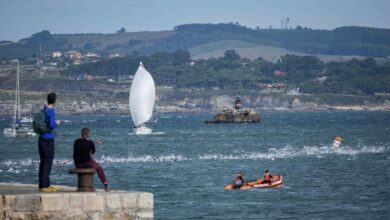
[0, 0, 389, 41]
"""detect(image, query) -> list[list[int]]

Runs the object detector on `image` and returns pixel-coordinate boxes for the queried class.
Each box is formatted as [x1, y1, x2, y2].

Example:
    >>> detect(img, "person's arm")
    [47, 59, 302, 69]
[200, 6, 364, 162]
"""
[90, 141, 96, 155]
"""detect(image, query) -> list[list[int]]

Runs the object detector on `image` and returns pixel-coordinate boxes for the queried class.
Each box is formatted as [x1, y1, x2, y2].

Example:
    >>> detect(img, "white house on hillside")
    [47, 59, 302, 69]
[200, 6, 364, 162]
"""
[52, 51, 62, 58]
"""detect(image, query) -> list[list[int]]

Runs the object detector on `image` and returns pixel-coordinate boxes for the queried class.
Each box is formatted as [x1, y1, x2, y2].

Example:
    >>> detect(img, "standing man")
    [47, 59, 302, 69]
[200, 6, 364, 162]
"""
[38, 93, 60, 192]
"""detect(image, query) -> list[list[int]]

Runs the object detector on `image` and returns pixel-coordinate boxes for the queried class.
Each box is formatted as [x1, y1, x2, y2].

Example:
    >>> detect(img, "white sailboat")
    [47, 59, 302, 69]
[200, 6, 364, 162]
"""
[129, 62, 156, 135]
[3, 59, 36, 137]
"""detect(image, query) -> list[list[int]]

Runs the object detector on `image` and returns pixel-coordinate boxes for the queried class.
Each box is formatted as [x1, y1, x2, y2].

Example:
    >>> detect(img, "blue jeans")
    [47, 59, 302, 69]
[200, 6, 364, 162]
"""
[38, 138, 55, 188]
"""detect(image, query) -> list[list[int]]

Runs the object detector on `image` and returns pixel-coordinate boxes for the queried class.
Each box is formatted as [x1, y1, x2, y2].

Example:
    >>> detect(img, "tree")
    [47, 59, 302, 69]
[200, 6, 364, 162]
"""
[117, 27, 126, 33]
[223, 50, 240, 61]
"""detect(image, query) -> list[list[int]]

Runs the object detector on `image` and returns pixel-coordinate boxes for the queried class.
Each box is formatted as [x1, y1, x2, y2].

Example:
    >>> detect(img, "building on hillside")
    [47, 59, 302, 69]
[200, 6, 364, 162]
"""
[85, 52, 100, 58]
[65, 50, 82, 59]
[83, 75, 107, 81]
[273, 70, 286, 77]
[163, 78, 177, 85]
[109, 53, 125, 58]
[52, 51, 62, 58]
[258, 82, 287, 92]
[73, 59, 82, 65]
[286, 88, 300, 95]
[117, 74, 134, 83]
[36, 59, 43, 66]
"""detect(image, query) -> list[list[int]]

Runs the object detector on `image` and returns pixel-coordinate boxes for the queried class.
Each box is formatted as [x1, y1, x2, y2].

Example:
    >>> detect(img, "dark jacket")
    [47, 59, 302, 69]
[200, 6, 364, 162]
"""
[73, 138, 95, 164]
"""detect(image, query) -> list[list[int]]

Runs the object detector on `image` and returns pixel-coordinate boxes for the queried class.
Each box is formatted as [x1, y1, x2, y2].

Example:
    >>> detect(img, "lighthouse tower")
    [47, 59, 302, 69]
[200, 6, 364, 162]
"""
[234, 97, 242, 110]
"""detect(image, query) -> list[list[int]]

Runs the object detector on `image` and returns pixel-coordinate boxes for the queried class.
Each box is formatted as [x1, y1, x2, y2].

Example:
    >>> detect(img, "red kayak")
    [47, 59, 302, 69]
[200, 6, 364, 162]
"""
[224, 175, 283, 190]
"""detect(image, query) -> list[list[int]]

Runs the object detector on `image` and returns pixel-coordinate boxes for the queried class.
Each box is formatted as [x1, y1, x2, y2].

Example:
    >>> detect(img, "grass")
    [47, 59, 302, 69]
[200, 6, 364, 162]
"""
[189, 40, 388, 63]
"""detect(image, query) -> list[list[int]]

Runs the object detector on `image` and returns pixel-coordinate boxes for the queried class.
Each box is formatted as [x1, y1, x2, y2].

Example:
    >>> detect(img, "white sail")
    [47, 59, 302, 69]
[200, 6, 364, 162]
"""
[129, 62, 156, 127]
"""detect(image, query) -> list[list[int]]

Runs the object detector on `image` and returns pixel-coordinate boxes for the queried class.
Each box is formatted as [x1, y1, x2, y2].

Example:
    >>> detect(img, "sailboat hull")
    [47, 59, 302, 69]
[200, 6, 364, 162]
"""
[133, 126, 152, 135]
[4, 126, 36, 137]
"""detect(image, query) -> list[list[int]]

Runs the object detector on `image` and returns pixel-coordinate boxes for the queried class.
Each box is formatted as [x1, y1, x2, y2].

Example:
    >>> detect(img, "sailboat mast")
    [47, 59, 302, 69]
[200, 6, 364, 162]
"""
[13, 60, 20, 124]
[16, 60, 20, 121]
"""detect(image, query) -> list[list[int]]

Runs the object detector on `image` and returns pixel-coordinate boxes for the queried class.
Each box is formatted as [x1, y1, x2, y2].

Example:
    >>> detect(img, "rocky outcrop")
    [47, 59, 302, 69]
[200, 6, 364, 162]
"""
[205, 108, 260, 123]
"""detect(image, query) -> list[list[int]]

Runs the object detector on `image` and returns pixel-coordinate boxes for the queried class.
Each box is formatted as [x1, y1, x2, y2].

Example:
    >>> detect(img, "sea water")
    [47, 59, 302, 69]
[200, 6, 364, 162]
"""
[0, 112, 389, 219]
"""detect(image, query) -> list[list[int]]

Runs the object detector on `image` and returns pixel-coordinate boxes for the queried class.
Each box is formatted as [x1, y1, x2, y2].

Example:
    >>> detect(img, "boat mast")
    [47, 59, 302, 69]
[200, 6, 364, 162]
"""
[12, 59, 20, 124]
[16, 60, 20, 122]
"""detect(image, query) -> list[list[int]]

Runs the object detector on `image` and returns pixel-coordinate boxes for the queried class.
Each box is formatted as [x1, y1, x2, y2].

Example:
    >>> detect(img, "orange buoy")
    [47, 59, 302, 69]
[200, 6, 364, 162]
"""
[332, 136, 343, 148]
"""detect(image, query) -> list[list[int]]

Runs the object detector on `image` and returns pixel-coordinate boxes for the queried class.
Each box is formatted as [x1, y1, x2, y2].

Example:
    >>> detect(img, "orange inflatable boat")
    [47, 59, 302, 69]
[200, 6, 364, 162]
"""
[224, 175, 283, 190]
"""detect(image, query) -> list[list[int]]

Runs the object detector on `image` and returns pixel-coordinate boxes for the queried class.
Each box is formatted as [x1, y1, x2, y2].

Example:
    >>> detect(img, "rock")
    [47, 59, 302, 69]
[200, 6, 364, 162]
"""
[205, 108, 260, 123]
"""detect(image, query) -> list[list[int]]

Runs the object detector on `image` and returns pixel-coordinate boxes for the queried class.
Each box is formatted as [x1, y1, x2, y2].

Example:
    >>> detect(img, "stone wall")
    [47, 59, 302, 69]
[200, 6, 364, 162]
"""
[0, 184, 153, 220]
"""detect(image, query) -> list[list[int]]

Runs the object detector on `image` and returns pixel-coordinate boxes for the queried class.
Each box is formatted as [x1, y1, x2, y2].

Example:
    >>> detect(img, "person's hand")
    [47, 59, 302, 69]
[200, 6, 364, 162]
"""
[55, 120, 61, 125]
[95, 139, 102, 144]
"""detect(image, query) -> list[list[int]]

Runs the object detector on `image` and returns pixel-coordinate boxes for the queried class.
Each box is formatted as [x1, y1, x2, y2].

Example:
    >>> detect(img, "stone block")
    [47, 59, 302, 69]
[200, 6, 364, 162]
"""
[137, 209, 154, 219]
[4, 210, 28, 220]
[3, 195, 17, 210]
[106, 194, 121, 209]
[41, 194, 69, 211]
[83, 193, 105, 211]
[137, 193, 153, 209]
[85, 211, 100, 220]
[66, 209, 88, 220]
[69, 193, 83, 209]
[101, 212, 116, 220]
[121, 193, 138, 208]
[119, 212, 136, 220]
[13, 194, 41, 212]
[0, 195, 3, 211]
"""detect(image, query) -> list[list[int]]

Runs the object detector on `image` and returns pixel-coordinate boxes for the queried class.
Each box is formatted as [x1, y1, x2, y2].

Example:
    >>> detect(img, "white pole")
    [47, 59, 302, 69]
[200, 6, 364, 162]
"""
[12, 60, 19, 124]
[17, 60, 20, 121]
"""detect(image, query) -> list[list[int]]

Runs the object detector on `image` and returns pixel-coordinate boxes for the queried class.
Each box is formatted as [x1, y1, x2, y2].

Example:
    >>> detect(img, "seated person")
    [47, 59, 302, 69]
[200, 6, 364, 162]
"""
[234, 171, 245, 188]
[73, 127, 110, 192]
[261, 169, 273, 184]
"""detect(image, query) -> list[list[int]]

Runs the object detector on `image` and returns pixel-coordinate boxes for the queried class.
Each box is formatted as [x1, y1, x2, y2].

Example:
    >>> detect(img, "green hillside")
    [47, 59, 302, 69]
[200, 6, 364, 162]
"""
[1, 23, 390, 59]
[189, 40, 388, 63]
[67, 49, 390, 95]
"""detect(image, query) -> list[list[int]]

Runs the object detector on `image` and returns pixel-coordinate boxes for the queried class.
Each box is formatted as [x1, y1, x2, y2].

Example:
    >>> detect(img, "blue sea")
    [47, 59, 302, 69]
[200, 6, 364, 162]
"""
[0, 112, 389, 219]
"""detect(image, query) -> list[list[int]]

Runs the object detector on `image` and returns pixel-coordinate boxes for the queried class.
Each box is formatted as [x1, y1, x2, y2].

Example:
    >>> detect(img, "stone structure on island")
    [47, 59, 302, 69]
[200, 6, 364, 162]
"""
[0, 182, 153, 220]
[205, 97, 260, 123]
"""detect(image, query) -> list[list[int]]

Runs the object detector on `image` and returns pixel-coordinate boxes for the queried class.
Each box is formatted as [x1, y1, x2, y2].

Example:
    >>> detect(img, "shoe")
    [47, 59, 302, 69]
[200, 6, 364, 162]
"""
[49, 186, 58, 191]
[104, 183, 111, 192]
[39, 187, 57, 192]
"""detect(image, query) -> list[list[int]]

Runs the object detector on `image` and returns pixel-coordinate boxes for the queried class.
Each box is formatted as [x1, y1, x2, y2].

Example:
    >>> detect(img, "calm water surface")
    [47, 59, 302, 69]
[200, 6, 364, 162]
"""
[0, 112, 389, 219]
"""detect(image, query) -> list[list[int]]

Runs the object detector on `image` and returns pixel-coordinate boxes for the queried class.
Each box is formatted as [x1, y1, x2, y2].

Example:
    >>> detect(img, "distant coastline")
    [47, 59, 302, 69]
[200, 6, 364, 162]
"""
[1, 95, 389, 116]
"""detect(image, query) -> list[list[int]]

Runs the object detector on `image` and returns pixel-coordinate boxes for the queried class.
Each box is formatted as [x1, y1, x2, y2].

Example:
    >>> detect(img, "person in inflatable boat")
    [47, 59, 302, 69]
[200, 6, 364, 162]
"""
[260, 169, 273, 184]
[234, 171, 245, 188]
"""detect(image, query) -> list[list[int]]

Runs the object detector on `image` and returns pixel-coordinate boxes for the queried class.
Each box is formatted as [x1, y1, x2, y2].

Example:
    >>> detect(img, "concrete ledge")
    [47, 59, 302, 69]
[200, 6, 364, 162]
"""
[0, 182, 153, 220]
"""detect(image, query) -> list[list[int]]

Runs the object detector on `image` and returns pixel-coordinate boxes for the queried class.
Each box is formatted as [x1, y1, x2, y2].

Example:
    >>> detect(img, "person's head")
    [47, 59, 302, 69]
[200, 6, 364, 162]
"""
[81, 127, 90, 139]
[47, 93, 57, 105]
[264, 169, 269, 174]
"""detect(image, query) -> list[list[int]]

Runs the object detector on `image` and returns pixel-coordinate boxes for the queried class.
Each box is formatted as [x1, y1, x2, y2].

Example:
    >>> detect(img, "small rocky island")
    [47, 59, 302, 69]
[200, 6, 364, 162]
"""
[205, 97, 261, 123]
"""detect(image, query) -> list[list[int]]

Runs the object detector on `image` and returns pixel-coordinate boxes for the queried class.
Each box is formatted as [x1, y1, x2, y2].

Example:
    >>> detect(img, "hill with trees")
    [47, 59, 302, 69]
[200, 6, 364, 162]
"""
[1, 23, 390, 60]
[67, 49, 390, 95]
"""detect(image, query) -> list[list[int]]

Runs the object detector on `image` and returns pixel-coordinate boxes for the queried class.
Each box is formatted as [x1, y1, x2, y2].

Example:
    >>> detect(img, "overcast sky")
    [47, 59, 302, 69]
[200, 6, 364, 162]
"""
[0, 0, 389, 41]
